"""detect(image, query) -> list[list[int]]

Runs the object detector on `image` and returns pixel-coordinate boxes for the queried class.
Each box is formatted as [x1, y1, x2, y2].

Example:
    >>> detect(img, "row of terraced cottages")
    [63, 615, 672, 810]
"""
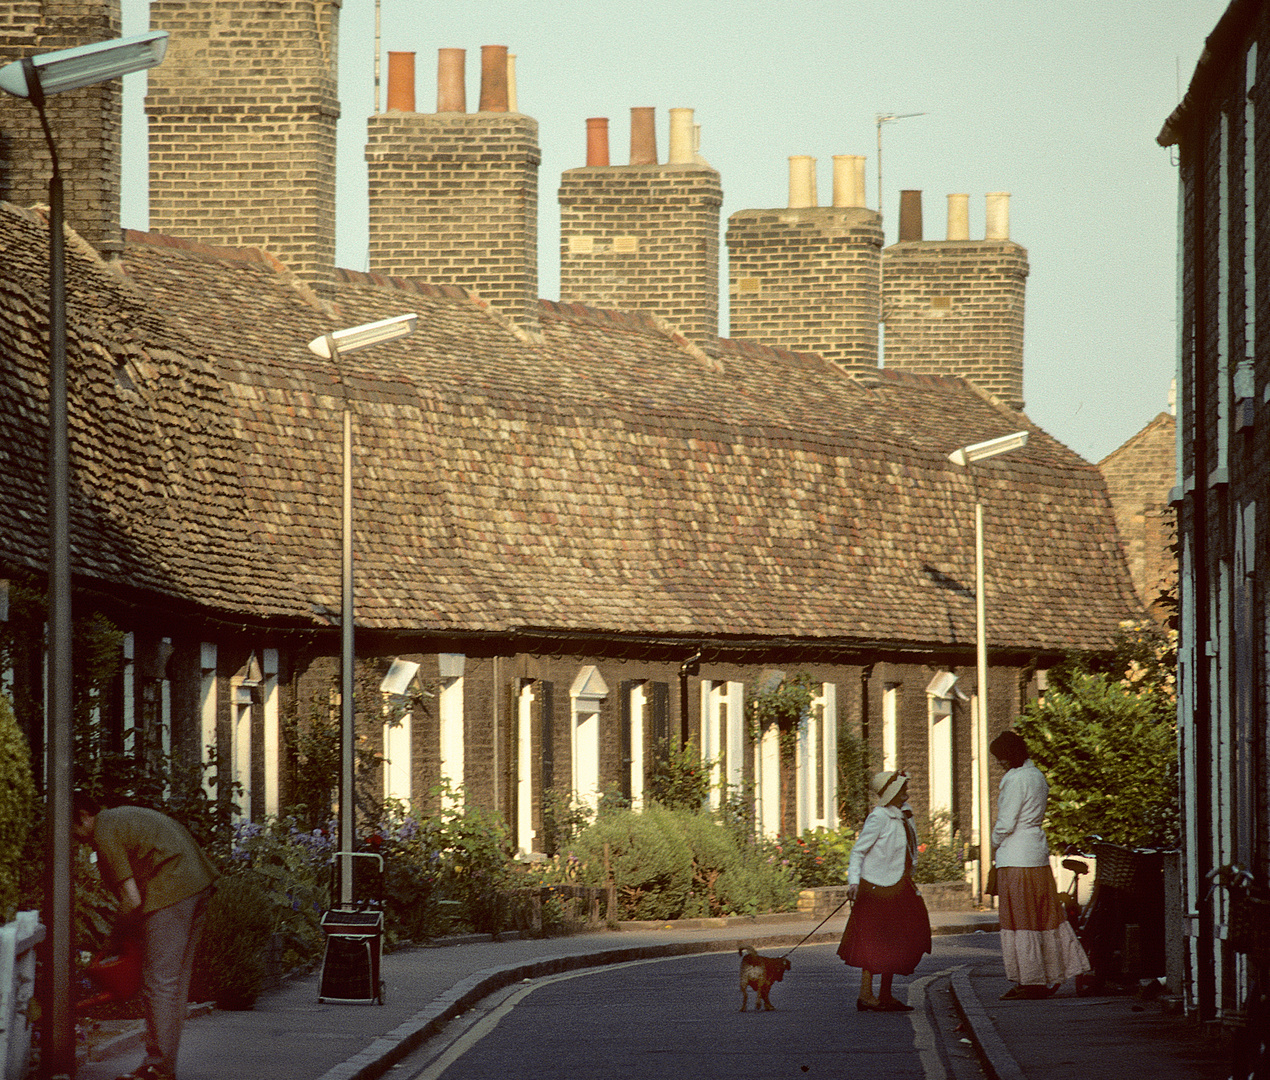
[0, 202, 1140, 855]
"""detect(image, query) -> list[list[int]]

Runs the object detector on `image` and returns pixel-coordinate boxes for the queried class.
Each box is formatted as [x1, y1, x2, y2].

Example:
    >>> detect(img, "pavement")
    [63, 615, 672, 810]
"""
[76, 909, 1233, 1080]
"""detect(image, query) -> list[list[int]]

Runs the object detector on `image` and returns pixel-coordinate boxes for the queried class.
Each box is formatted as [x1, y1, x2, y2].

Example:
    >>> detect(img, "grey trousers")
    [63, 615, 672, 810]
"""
[140, 886, 211, 1076]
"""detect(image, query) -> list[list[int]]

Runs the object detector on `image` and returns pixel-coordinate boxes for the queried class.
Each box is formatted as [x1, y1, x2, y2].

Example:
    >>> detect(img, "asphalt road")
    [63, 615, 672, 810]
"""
[394, 935, 999, 1080]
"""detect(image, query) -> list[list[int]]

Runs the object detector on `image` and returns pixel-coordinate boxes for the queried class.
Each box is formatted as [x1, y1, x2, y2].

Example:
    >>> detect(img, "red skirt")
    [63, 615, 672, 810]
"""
[837, 875, 932, 976]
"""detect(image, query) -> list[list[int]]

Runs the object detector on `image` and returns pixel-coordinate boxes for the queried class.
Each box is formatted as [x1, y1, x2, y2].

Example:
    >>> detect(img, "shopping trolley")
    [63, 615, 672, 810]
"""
[318, 851, 385, 1005]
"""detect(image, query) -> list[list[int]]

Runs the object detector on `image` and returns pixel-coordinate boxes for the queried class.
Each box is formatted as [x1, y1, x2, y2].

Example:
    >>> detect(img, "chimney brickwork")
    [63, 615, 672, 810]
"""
[0, 0, 123, 252]
[558, 159, 722, 347]
[145, 0, 340, 291]
[881, 238, 1028, 409]
[1097, 412, 1177, 614]
[726, 206, 882, 373]
[366, 109, 540, 330]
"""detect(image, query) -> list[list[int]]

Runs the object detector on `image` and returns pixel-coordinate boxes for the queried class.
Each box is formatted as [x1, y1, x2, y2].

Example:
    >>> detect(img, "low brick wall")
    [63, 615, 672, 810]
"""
[798, 881, 973, 918]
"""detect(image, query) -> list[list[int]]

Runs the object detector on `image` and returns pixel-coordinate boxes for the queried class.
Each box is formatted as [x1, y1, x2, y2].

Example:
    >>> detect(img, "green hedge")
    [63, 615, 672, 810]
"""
[543, 804, 799, 921]
[0, 696, 35, 923]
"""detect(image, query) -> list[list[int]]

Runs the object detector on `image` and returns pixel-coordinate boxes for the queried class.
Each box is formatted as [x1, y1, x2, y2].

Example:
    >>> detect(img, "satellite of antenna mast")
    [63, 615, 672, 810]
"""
[876, 111, 927, 224]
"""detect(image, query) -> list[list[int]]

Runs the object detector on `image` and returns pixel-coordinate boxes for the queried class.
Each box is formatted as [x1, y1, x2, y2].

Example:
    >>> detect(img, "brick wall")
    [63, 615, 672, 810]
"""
[146, 0, 340, 291]
[726, 206, 882, 372]
[367, 111, 540, 331]
[881, 240, 1028, 409]
[0, 0, 122, 252]
[1097, 412, 1176, 613]
[558, 163, 722, 347]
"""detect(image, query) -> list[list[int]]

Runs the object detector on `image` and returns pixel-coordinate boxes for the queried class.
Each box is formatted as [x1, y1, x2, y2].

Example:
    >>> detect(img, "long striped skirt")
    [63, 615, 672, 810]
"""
[997, 865, 1090, 986]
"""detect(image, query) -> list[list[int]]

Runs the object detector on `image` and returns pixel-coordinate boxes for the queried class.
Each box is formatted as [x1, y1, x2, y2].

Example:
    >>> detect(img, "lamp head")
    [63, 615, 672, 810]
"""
[307, 313, 418, 359]
[0, 32, 168, 99]
[947, 430, 1029, 467]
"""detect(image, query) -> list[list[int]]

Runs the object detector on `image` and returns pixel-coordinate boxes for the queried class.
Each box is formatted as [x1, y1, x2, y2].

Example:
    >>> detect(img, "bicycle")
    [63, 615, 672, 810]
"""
[1205, 864, 1269, 1080]
[1056, 838, 1094, 935]
[1060, 836, 1169, 994]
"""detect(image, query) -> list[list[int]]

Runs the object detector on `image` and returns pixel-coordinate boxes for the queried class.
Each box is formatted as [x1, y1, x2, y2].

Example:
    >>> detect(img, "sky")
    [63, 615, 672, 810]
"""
[120, 0, 1230, 465]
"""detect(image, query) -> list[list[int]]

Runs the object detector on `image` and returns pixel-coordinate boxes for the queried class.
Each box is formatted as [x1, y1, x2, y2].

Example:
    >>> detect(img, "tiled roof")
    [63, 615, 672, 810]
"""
[0, 205, 1141, 652]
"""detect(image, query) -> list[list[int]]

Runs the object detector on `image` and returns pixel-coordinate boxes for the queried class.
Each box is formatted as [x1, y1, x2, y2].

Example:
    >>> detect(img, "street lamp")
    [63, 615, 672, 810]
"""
[0, 31, 168, 1080]
[307, 314, 416, 904]
[946, 430, 1028, 902]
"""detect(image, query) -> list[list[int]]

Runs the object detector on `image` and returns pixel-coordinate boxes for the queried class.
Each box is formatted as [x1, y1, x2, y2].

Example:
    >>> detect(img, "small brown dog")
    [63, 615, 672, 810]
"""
[738, 945, 791, 1011]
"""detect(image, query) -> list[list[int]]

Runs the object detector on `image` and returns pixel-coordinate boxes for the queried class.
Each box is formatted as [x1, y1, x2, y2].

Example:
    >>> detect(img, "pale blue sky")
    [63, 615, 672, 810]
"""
[121, 0, 1229, 464]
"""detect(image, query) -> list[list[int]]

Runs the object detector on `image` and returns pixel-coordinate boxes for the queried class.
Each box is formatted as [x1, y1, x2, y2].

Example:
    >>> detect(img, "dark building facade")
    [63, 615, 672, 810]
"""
[1158, 0, 1270, 1025]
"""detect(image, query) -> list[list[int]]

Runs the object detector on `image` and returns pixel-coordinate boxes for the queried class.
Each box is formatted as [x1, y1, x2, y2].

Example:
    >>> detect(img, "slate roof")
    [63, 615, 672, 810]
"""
[0, 202, 1142, 652]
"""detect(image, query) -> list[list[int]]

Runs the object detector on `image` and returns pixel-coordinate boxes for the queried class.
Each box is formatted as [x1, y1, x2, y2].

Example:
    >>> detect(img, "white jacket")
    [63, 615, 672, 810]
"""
[991, 760, 1051, 867]
[848, 804, 917, 887]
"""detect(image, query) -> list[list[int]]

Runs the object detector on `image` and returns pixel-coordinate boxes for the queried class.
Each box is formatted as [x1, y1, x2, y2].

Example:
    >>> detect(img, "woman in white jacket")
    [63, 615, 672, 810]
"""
[836, 770, 932, 1011]
[990, 730, 1089, 999]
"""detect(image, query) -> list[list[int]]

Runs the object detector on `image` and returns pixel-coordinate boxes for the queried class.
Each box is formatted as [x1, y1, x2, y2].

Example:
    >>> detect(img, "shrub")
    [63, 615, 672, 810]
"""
[770, 828, 855, 889]
[1017, 620, 1179, 848]
[365, 802, 451, 944]
[366, 789, 516, 937]
[228, 817, 329, 971]
[538, 786, 591, 858]
[715, 858, 800, 917]
[557, 804, 693, 921]
[0, 695, 36, 922]
[433, 800, 515, 934]
[771, 816, 965, 891]
[912, 812, 966, 885]
[551, 805, 799, 921]
[836, 727, 875, 832]
[646, 741, 712, 812]
[192, 873, 276, 1009]
[678, 811, 742, 917]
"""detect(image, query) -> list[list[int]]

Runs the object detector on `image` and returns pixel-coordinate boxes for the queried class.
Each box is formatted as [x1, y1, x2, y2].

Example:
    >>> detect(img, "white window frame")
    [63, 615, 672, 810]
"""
[516, 681, 536, 855]
[570, 666, 609, 813]
[701, 680, 744, 809]
[882, 683, 900, 771]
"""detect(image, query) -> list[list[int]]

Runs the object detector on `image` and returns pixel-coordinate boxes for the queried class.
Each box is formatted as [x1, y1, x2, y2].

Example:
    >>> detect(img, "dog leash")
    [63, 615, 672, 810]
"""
[777, 894, 852, 959]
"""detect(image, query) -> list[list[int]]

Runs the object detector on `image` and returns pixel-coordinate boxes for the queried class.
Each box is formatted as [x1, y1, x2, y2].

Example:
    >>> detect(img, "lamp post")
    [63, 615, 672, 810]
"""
[946, 430, 1028, 902]
[0, 32, 168, 1080]
[307, 314, 416, 904]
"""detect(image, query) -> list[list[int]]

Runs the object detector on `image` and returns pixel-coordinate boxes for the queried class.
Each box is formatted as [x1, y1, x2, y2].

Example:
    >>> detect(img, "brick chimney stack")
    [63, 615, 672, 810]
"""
[366, 46, 540, 332]
[145, 0, 340, 292]
[726, 154, 882, 373]
[881, 191, 1028, 409]
[558, 106, 722, 349]
[0, 0, 125, 254]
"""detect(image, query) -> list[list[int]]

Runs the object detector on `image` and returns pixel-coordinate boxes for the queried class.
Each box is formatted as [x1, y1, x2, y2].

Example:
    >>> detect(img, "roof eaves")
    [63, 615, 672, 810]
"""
[1158, 0, 1260, 146]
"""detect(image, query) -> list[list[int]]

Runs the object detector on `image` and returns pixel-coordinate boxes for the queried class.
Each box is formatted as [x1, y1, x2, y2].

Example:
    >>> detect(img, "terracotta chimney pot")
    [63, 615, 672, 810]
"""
[899, 190, 923, 241]
[586, 117, 610, 166]
[386, 52, 415, 113]
[478, 44, 509, 112]
[630, 107, 658, 165]
[437, 48, 465, 112]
